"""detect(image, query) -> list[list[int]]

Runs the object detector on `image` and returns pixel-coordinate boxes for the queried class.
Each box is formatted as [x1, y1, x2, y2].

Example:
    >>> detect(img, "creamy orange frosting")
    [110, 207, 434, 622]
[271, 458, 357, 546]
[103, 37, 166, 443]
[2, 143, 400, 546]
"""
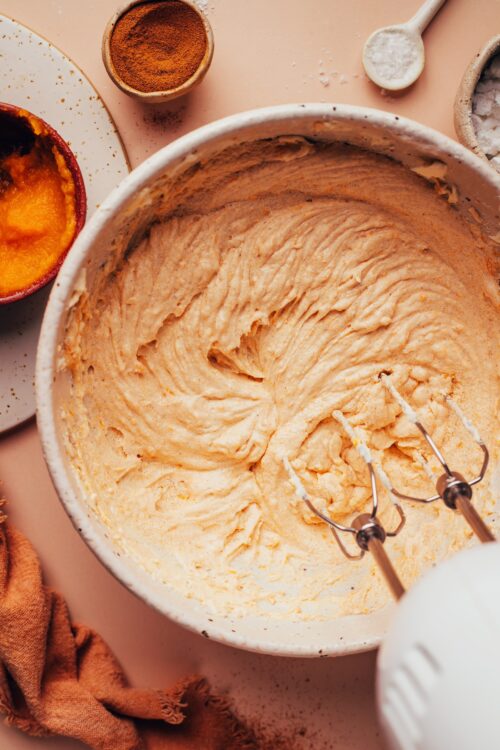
[64, 138, 500, 620]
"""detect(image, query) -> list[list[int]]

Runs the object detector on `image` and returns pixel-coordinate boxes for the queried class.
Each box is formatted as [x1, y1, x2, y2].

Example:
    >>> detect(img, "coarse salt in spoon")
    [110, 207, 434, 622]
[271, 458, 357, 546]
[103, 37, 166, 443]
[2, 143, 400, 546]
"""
[363, 0, 447, 91]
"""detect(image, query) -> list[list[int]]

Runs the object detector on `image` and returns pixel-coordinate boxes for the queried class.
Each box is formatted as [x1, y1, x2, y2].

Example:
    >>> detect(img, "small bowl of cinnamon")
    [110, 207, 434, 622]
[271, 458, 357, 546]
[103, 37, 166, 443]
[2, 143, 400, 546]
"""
[102, 0, 214, 104]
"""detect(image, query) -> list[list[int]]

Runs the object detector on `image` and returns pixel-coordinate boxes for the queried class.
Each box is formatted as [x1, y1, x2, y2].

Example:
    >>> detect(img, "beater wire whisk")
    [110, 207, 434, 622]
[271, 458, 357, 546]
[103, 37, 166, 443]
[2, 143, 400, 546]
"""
[283, 411, 406, 600]
[283, 377, 495, 601]
[380, 374, 495, 544]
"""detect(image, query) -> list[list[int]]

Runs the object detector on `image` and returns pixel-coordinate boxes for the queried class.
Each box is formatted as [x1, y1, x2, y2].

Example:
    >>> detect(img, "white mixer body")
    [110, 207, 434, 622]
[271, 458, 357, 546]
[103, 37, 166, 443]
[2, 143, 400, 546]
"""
[377, 542, 500, 750]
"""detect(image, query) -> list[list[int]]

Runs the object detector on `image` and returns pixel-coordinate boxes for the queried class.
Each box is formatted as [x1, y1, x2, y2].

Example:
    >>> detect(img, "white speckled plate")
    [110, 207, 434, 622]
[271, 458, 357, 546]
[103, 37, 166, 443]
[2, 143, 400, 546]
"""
[0, 15, 129, 434]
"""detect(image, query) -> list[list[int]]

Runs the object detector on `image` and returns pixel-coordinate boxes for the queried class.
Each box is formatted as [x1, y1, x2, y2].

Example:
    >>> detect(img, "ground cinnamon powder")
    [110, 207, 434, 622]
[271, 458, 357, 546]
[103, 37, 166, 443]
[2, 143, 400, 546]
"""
[110, 0, 208, 93]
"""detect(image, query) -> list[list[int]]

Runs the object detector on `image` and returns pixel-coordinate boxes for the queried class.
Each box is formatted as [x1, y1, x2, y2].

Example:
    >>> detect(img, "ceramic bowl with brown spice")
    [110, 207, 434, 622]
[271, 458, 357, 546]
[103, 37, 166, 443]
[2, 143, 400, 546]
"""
[102, 0, 214, 104]
[454, 34, 500, 169]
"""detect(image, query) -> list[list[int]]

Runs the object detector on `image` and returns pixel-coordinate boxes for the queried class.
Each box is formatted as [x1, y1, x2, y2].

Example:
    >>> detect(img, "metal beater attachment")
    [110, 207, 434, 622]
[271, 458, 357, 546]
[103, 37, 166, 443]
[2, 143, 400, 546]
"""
[381, 374, 495, 544]
[283, 412, 406, 600]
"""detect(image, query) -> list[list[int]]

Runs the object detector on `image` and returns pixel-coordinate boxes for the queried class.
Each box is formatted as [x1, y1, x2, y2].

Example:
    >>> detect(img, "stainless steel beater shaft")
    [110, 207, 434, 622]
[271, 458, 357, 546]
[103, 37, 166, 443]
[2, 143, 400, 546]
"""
[436, 471, 496, 543]
[351, 514, 405, 600]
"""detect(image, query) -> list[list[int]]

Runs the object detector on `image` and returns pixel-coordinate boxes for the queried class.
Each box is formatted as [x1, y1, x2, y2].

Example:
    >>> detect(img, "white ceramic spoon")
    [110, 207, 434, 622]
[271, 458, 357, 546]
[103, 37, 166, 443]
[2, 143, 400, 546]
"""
[363, 0, 447, 91]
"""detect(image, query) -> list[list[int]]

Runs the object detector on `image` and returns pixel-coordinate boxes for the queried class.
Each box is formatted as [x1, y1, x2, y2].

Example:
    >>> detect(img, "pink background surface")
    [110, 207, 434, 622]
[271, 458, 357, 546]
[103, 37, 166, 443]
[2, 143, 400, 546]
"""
[0, 0, 498, 747]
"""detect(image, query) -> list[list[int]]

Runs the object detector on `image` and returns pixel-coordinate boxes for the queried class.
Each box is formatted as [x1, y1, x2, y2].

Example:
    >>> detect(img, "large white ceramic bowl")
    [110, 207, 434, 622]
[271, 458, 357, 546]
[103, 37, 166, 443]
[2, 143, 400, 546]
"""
[36, 104, 500, 657]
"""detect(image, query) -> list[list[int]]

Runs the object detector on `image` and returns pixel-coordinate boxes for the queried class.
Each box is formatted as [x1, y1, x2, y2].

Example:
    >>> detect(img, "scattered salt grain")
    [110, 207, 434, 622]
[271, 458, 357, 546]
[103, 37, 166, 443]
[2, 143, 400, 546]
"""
[471, 54, 500, 172]
[194, 0, 209, 11]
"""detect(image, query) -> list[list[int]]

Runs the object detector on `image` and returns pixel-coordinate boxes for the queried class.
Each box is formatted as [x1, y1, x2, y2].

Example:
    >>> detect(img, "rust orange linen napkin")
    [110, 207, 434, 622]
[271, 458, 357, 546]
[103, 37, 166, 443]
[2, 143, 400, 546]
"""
[0, 513, 261, 749]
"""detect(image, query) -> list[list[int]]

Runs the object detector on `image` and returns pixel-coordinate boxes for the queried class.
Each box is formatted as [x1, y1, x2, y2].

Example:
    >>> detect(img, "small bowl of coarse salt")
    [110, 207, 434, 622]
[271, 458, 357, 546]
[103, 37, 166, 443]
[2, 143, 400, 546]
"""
[454, 35, 500, 174]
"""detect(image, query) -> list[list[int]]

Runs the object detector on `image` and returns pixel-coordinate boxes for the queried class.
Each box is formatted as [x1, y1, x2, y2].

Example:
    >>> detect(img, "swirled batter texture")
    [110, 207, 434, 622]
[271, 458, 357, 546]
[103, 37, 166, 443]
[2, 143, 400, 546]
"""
[65, 139, 499, 619]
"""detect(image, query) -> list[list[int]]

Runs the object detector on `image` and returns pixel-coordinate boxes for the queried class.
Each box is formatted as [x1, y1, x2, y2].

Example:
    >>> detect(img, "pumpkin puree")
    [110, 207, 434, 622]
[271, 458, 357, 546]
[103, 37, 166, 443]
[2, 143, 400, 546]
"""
[0, 121, 77, 299]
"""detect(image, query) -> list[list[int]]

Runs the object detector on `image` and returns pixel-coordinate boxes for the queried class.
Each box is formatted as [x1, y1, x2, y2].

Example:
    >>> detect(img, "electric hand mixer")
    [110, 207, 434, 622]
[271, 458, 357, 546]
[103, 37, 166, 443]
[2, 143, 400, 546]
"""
[284, 375, 499, 750]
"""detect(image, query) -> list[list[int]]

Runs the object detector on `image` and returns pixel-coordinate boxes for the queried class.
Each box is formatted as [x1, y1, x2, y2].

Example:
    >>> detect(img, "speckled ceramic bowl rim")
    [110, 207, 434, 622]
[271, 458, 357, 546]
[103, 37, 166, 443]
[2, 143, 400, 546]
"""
[36, 104, 500, 657]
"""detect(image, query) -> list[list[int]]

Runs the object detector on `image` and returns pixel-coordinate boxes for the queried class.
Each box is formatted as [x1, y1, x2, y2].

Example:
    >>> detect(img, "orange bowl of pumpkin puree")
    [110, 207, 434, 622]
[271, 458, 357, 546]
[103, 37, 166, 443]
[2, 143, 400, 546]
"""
[0, 103, 86, 304]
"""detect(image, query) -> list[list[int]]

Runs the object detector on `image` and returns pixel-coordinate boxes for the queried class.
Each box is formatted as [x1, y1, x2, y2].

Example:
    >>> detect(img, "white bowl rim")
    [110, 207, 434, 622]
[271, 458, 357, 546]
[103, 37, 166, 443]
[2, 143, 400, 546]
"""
[36, 103, 500, 657]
